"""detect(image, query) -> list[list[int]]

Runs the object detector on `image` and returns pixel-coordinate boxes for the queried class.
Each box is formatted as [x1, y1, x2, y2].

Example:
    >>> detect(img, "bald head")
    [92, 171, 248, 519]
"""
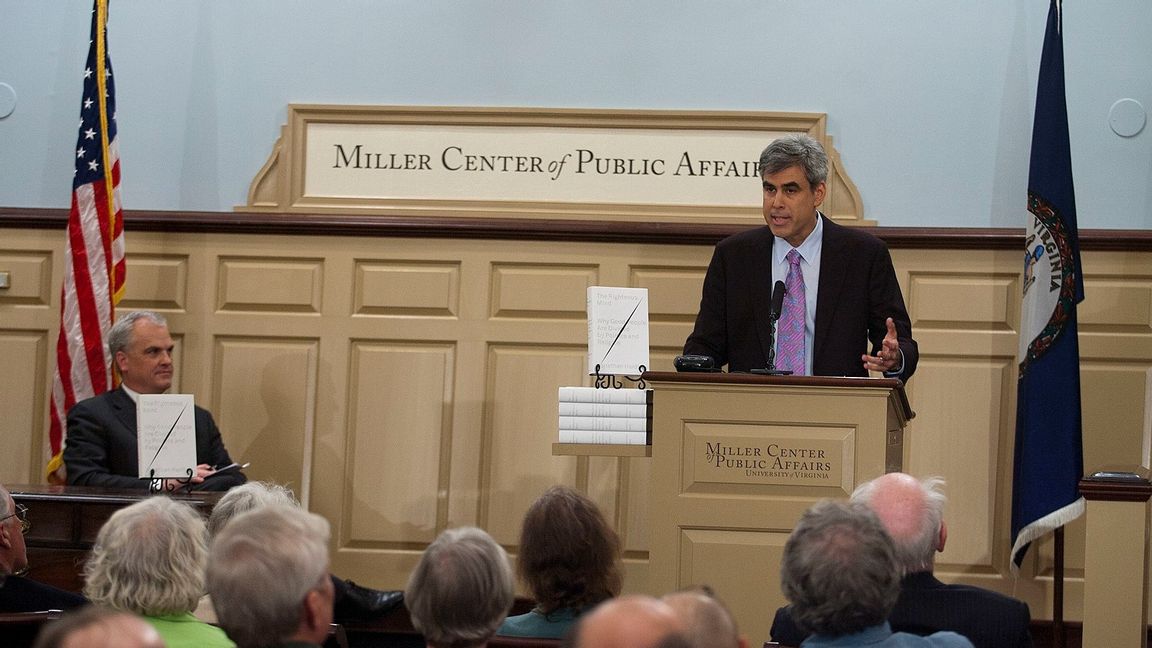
[33, 608, 164, 648]
[662, 590, 745, 648]
[851, 472, 946, 573]
[575, 595, 686, 648]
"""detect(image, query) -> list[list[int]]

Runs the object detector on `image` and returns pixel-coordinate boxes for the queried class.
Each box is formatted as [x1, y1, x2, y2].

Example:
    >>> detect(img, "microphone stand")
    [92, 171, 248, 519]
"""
[751, 310, 793, 376]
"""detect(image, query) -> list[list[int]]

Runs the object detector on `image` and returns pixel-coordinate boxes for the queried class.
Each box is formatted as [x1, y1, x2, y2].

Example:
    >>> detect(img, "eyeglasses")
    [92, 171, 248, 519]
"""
[1, 503, 30, 535]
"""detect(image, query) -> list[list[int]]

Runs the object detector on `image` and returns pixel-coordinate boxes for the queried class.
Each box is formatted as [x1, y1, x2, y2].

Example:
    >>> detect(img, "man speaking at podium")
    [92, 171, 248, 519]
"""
[63, 311, 247, 491]
[684, 134, 917, 380]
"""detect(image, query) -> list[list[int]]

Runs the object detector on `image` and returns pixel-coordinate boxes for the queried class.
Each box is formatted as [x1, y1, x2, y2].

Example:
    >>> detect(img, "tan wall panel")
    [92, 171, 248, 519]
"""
[119, 254, 188, 311]
[905, 357, 1012, 570]
[217, 256, 324, 313]
[483, 344, 584, 544]
[490, 263, 597, 319]
[1080, 276, 1152, 330]
[211, 337, 317, 493]
[353, 260, 459, 317]
[631, 266, 706, 321]
[908, 272, 1018, 331]
[0, 331, 47, 483]
[345, 341, 454, 547]
[0, 250, 52, 306]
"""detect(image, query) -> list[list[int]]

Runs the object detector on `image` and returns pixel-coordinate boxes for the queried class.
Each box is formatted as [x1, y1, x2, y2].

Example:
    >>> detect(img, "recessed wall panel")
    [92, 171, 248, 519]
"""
[483, 345, 584, 543]
[353, 260, 459, 317]
[908, 272, 1017, 331]
[0, 251, 52, 306]
[905, 357, 1011, 568]
[212, 338, 317, 494]
[0, 332, 46, 483]
[630, 266, 705, 321]
[346, 341, 454, 547]
[217, 257, 323, 313]
[490, 263, 596, 319]
[1079, 277, 1152, 331]
[119, 255, 187, 311]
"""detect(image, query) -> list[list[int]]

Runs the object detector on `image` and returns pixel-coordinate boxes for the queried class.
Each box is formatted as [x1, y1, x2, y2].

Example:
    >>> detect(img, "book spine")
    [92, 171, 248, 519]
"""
[558, 430, 651, 445]
[558, 416, 651, 432]
[557, 402, 650, 418]
[558, 386, 652, 404]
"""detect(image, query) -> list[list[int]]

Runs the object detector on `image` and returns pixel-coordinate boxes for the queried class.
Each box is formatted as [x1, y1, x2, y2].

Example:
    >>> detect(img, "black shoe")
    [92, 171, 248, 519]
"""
[334, 578, 405, 620]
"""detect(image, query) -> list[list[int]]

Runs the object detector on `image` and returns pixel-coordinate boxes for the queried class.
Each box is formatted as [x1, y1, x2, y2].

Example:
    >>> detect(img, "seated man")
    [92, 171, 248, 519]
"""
[662, 588, 746, 648]
[779, 499, 972, 647]
[772, 474, 1032, 648]
[0, 483, 87, 612]
[200, 481, 402, 621]
[63, 310, 246, 491]
[208, 505, 336, 648]
[569, 595, 689, 648]
[405, 526, 514, 648]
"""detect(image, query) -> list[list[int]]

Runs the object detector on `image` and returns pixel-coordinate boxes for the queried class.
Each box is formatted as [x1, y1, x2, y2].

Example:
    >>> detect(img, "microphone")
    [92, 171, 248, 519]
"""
[769, 280, 786, 321]
[751, 280, 793, 375]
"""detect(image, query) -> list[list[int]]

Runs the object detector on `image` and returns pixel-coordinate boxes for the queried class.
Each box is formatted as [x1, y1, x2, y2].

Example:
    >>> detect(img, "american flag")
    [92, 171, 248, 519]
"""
[47, 0, 126, 480]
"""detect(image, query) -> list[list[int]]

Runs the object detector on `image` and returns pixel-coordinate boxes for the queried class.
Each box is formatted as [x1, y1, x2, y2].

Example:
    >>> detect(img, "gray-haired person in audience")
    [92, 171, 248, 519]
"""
[405, 526, 515, 648]
[32, 606, 166, 648]
[780, 499, 972, 648]
[207, 506, 335, 648]
[83, 496, 234, 648]
[0, 483, 87, 612]
[772, 474, 1032, 648]
[566, 595, 689, 648]
[662, 587, 746, 648]
[198, 481, 402, 623]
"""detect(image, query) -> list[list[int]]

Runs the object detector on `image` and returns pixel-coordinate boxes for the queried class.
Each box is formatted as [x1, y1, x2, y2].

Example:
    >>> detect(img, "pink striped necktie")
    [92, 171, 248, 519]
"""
[777, 249, 807, 375]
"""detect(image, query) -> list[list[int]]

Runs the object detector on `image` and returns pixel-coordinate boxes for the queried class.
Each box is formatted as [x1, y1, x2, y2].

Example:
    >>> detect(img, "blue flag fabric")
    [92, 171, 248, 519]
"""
[1010, 0, 1085, 570]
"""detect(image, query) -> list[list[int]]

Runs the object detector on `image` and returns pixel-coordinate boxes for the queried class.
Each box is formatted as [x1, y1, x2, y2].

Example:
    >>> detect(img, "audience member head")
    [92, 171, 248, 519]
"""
[32, 606, 165, 648]
[662, 587, 746, 648]
[405, 526, 514, 648]
[108, 310, 174, 394]
[517, 485, 622, 614]
[83, 496, 207, 616]
[852, 472, 947, 574]
[208, 505, 333, 648]
[780, 499, 900, 638]
[758, 134, 828, 189]
[207, 481, 299, 537]
[0, 483, 29, 578]
[569, 595, 687, 648]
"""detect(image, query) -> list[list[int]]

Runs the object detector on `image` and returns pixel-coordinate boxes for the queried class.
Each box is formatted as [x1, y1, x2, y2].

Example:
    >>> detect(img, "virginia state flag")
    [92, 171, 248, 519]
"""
[1010, 0, 1085, 569]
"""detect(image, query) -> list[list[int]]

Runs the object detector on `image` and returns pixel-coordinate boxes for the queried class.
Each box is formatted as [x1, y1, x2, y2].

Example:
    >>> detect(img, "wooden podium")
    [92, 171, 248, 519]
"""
[642, 372, 914, 644]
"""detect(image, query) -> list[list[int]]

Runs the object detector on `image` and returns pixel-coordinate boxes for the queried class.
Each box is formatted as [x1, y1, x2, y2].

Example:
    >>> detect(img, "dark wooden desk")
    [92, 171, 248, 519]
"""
[9, 485, 221, 593]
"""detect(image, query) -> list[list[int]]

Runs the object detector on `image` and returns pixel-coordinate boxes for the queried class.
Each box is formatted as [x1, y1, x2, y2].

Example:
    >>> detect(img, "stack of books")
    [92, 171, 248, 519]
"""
[557, 386, 652, 445]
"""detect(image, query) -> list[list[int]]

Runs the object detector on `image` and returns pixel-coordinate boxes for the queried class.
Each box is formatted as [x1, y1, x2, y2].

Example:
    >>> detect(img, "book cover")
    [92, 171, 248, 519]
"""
[137, 394, 197, 479]
[587, 286, 649, 376]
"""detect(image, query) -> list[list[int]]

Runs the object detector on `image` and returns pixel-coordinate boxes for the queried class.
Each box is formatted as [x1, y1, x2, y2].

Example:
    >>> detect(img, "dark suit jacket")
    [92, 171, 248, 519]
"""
[63, 388, 246, 491]
[684, 217, 917, 380]
[771, 572, 1033, 648]
[0, 575, 87, 612]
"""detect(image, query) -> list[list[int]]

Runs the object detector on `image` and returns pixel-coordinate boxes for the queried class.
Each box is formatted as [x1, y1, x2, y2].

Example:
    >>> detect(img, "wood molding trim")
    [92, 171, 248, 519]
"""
[3, 207, 1152, 251]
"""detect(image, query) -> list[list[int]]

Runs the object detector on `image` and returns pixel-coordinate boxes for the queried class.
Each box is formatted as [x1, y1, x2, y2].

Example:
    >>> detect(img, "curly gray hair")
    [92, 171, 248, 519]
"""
[83, 496, 208, 615]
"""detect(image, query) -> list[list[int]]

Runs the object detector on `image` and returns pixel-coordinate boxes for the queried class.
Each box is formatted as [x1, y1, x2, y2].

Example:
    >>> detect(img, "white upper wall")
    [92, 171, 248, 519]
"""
[1, 1, 1148, 229]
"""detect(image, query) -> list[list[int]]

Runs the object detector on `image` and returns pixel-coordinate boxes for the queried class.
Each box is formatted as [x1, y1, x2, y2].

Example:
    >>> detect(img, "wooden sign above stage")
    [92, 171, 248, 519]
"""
[239, 105, 867, 225]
